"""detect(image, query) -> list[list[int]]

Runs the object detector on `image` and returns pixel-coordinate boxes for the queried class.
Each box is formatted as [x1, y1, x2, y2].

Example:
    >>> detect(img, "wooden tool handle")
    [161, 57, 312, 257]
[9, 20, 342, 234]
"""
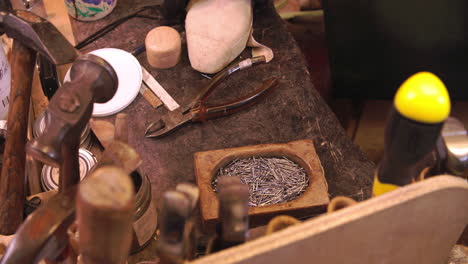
[77, 166, 134, 264]
[114, 113, 128, 143]
[0, 40, 36, 235]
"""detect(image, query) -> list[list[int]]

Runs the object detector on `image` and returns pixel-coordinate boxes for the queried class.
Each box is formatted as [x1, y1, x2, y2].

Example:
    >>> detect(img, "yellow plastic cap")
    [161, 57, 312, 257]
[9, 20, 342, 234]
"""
[394, 72, 451, 123]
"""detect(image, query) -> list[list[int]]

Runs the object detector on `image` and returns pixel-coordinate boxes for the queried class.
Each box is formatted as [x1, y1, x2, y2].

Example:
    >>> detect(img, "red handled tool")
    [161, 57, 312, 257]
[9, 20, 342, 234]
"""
[145, 56, 278, 138]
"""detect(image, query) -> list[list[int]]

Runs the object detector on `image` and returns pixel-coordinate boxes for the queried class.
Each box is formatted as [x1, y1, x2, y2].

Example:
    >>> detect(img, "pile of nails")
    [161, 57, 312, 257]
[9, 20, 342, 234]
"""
[213, 157, 309, 207]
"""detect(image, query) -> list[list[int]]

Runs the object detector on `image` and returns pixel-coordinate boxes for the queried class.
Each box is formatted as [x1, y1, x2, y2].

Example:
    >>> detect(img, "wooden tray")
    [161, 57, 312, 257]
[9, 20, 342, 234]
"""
[194, 139, 329, 229]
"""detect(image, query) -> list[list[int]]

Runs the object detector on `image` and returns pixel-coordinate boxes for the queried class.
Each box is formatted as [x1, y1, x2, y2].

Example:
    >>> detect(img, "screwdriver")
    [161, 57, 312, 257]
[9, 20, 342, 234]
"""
[373, 72, 451, 196]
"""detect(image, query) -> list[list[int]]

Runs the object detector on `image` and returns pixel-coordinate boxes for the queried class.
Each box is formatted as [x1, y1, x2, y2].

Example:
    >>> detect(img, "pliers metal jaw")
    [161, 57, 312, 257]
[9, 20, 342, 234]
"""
[145, 56, 279, 138]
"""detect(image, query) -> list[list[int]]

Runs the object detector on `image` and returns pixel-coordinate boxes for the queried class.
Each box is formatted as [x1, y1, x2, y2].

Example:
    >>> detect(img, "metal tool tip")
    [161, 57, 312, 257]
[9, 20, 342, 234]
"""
[145, 120, 165, 138]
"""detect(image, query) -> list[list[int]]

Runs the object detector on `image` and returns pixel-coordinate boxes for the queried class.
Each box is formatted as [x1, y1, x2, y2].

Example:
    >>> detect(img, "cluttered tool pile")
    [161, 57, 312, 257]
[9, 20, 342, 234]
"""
[0, 0, 466, 263]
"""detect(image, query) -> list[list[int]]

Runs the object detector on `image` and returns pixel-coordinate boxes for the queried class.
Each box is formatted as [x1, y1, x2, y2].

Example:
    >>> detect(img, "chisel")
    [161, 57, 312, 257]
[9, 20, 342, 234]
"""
[373, 72, 451, 196]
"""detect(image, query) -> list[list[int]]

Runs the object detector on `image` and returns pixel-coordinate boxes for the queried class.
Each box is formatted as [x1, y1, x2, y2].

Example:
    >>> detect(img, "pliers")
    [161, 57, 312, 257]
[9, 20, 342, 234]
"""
[145, 56, 279, 138]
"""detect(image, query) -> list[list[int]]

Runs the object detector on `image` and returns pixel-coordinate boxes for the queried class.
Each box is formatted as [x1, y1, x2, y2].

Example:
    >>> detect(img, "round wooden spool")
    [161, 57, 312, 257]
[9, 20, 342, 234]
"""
[145, 26, 182, 69]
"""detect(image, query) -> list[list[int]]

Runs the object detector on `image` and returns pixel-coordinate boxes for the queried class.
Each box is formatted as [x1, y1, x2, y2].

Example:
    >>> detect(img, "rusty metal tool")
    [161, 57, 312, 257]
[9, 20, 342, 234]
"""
[0, 142, 141, 263]
[0, 166, 135, 264]
[0, 10, 77, 65]
[0, 186, 77, 264]
[0, 8, 79, 235]
[145, 56, 278, 138]
[77, 166, 135, 264]
[27, 53, 118, 192]
[156, 184, 199, 264]
[207, 176, 249, 253]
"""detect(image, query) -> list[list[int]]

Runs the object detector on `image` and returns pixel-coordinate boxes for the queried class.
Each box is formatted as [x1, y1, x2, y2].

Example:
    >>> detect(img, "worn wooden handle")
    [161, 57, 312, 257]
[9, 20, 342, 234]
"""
[77, 166, 134, 264]
[0, 40, 36, 235]
[114, 113, 128, 143]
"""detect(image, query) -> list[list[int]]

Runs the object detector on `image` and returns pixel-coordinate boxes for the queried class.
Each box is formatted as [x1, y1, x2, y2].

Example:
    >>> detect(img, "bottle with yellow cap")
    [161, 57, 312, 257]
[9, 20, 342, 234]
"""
[373, 72, 451, 196]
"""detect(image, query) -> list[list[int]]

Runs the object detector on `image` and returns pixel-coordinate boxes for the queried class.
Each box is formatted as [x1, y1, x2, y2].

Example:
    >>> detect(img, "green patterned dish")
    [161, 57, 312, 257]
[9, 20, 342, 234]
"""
[65, 0, 117, 21]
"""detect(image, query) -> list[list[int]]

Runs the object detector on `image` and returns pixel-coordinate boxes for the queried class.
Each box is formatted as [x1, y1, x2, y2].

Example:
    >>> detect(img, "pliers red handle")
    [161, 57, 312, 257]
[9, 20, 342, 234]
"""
[145, 56, 278, 138]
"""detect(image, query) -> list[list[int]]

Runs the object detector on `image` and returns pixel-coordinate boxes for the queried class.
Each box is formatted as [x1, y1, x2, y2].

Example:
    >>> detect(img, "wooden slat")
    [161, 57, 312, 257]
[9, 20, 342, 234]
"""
[42, 0, 76, 45]
[353, 100, 392, 163]
[30, 0, 76, 119]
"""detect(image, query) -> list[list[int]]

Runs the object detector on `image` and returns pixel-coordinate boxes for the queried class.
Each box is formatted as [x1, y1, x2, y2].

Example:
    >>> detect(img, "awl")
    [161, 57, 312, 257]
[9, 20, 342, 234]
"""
[373, 72, 451, 196]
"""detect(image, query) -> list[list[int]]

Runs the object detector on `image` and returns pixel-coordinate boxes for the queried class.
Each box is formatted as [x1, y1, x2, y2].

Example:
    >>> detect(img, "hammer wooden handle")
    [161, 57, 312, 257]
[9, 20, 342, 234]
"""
[77, 166, 134, 264]
[0, 40, 36, 235]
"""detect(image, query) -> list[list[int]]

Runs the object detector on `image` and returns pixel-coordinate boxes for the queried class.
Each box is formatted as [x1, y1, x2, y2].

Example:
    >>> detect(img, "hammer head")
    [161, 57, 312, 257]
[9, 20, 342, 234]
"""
[0, 10, 77, 65]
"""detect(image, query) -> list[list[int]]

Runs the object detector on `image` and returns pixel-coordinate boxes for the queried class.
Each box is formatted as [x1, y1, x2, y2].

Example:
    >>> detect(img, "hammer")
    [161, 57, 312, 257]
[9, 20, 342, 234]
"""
[0, 166, 135, 264]
[0, 8, 78, 235]
[26, 53, 118, 191]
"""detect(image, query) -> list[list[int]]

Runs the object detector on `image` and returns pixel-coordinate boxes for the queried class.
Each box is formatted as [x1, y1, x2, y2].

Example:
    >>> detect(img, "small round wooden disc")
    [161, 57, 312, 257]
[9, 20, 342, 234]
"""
[145, 26, 182, 69]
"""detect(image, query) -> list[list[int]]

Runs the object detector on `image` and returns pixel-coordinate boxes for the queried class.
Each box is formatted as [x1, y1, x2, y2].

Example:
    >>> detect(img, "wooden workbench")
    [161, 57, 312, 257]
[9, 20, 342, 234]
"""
[68, 0, 375, 261]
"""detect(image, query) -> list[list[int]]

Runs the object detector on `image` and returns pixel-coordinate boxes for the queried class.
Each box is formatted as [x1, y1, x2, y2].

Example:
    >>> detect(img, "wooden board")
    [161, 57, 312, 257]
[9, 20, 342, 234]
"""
[191, 175, 468, 264]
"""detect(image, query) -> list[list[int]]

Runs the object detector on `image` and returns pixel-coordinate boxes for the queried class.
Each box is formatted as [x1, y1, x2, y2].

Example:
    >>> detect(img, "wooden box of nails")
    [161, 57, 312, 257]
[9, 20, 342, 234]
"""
[194, 139, 329, 229]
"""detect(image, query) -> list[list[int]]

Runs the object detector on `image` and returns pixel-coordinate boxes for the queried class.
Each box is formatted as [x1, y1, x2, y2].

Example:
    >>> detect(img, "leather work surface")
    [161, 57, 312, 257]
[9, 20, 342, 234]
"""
[70, 1, 375, 261]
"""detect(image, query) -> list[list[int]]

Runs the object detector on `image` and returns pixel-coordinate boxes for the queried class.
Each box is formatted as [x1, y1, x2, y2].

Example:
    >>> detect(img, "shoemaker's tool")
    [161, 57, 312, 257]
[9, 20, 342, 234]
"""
[0, 9, 78, 235]
[156, 184, 199, 264]
[439, 117, 468, 178]
[0, 186, 77, 264]
[91, 141, 156, 253]
[373, 72, 451, 196]
[77, 166, 134, 264]
[145, 56, 278, 138]
[63, 48, 140, 117]
[0, 140, 148, 263]
[207, 176, 249, 254]
[27, 54, 118, 192]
